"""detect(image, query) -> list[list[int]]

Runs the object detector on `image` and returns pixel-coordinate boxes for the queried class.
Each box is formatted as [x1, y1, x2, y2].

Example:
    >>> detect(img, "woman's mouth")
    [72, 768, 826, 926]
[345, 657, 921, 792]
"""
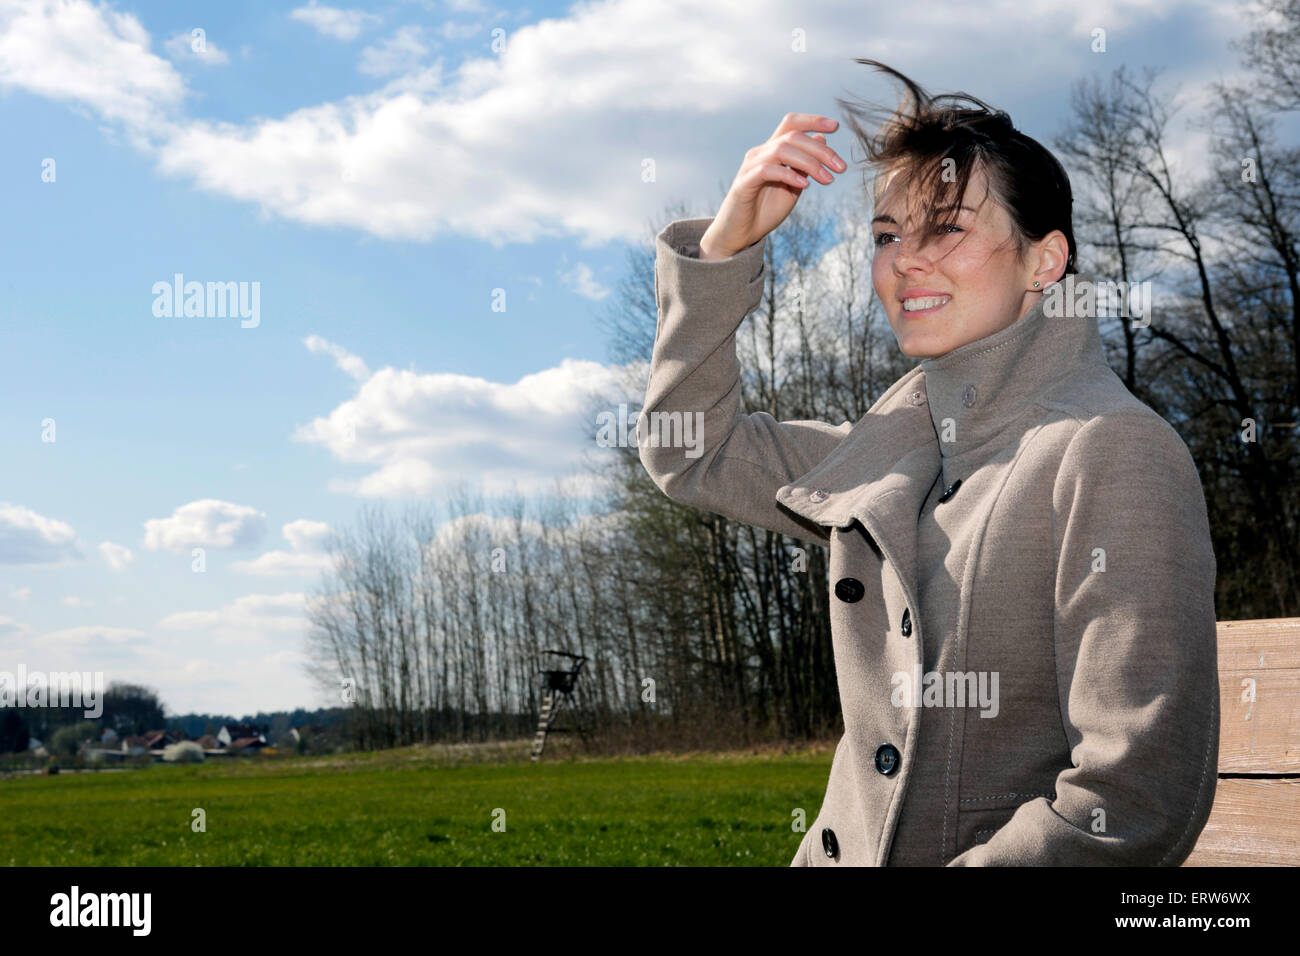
[901, 295, 951, 315]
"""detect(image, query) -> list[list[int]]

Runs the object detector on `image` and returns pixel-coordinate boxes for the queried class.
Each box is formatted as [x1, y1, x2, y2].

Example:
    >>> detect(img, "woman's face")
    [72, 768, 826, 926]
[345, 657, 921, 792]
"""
[870, 165, 1062, 359]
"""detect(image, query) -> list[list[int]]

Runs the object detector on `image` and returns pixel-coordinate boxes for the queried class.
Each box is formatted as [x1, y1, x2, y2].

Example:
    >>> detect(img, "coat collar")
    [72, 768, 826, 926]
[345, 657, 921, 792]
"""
[919, 274, 1109, 465]
[773, 275, 1109, 586]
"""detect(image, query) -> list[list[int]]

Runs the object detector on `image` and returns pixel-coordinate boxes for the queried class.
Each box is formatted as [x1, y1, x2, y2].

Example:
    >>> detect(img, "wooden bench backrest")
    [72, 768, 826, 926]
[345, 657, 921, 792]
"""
[1183, 618, 1300, 866]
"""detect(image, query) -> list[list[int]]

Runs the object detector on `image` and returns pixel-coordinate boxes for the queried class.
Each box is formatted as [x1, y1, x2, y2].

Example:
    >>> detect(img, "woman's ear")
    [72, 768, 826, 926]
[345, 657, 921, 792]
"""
[1031, 229, 1070, 286]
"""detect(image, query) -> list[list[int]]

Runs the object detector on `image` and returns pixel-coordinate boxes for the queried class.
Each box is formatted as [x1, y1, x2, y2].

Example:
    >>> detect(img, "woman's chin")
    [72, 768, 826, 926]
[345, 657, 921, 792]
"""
[894, 331, 950, 359]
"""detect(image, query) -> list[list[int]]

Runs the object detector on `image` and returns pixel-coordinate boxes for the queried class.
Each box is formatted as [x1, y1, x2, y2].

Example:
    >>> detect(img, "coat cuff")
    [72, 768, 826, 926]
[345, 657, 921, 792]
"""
[657, 217, 766, 276]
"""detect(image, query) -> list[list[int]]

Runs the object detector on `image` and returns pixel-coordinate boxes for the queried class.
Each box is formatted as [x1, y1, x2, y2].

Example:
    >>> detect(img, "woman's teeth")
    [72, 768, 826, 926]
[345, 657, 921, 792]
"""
[902, 295, 951, 312]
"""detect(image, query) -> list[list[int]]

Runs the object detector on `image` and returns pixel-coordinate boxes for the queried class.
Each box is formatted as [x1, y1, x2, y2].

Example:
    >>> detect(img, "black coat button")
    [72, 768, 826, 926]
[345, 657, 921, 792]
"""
[938, 478, 962, 503]
[821, 827, 839, 859]
[900, 607, 912, 637]
[834, 577, 864, 603]
[875, 743, 900, 775]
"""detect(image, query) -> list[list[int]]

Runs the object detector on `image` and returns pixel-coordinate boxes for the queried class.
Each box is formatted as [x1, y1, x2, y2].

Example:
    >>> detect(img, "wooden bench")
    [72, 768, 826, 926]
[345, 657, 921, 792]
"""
[1182, 618, 1300, 865]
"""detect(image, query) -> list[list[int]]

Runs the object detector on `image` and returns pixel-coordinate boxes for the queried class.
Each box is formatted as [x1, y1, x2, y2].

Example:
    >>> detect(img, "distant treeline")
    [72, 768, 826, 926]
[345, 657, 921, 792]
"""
[1, 685, 545, 755]
[1, 683, 165, 751]
[165, 707, 349, 741]
[0, 685, 357, 754]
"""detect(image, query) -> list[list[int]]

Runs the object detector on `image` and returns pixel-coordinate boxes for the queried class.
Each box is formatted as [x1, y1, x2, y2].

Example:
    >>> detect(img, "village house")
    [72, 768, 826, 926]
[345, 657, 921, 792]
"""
[217, 724, 267, 751]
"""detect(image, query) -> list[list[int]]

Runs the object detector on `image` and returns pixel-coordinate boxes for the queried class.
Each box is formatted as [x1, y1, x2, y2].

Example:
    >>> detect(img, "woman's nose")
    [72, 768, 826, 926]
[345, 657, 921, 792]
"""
[893, 235, 933, 272]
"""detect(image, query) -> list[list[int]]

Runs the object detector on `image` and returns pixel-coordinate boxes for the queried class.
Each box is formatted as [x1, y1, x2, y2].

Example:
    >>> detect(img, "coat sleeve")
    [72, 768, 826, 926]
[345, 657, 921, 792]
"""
[637, 217, 851, 548]
[947, 410, 1220, 866]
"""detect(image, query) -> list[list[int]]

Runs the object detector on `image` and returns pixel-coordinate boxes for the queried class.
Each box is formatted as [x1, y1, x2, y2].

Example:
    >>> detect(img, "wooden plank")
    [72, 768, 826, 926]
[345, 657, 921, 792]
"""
[1217, 671, 1300, 772]
[1216, 618, 1300, 670]
[1188, 621, 1298, 863]
[1183, 778, 1300, 866]
[1216, 618, 1300, 773]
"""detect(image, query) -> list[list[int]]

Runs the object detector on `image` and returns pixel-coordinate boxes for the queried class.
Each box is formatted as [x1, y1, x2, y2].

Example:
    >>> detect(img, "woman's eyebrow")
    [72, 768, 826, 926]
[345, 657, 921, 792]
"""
[872, 204, 977, 226]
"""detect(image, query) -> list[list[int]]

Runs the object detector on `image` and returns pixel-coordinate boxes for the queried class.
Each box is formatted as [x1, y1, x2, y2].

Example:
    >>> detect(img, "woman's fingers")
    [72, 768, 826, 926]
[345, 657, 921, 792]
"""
[767, 141, 840, 184]
[751, 161, 809, 189]
[771, 112, 838, 140]
[789, 129, 846, 172]
[769, 115, 844, 167]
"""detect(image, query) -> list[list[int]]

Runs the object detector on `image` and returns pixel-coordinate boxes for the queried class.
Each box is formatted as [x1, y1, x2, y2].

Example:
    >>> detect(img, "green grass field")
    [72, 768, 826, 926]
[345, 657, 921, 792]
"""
[0, 742, 834, 865]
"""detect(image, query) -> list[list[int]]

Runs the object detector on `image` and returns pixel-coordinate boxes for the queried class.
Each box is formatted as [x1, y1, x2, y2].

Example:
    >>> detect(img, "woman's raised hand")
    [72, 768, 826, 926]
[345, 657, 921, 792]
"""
[698, 114, 847, 260]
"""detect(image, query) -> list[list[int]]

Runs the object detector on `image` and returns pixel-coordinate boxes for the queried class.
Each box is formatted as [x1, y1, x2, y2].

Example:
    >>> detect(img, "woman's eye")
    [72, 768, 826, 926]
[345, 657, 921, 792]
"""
[873, 226, 959, 248]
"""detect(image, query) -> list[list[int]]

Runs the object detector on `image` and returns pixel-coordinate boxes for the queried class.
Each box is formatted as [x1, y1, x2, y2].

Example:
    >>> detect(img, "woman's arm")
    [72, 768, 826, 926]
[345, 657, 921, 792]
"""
[947, 410, 1221, 865]
[637, 216, 852, 547]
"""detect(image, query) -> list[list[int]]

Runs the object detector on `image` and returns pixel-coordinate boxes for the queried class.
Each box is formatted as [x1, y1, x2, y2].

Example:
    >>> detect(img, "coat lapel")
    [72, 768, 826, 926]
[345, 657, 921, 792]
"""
[774, 367, 941, 594]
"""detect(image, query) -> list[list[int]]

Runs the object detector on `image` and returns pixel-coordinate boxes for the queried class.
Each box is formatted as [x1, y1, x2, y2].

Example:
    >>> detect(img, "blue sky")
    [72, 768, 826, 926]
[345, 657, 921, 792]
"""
[0, 0, 1256, 715]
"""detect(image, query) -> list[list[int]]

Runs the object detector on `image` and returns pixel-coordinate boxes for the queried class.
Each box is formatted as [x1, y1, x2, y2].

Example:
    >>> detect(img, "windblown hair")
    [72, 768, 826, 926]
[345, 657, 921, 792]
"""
[836, 59, 1078, 275]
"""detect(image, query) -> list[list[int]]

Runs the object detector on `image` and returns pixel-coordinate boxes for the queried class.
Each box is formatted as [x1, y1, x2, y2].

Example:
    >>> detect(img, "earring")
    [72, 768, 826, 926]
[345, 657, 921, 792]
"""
[1032, 281, 1040, 288]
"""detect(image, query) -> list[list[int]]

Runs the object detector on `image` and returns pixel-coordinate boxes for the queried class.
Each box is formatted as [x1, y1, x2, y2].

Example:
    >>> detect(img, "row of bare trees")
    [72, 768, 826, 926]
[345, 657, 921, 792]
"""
[305, 4, 1299, 750]
[304, 486, 818, 750]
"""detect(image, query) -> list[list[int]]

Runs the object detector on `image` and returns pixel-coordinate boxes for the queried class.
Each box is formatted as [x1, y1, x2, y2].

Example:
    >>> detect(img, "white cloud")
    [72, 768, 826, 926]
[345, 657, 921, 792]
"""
[145, 594, 317, 711]
[437, 21, 483, 41]
[559, 262, 609, 301]
[231, 551, 332, 577]
[290, 1, 381, 41]
[0, 0, 184, 131]
[163, 29, 230, 66]
[295, 341, 639, 498]
[5, 614, 312, 717]
[143, 499, 268, 551]
[359, 25, 429, 77]
[34, 625, 146, 647]
[0, 615, 28, 637]
[158, 592, 307, 634]
[231, 520, 334, 576]
[303, 334, 370, 380]
[147, 0, 860, 244]
[236, 552, 329, 577]
[0, 0, 1246, 250]
[284, 519, 332, 551]
[0, 502, 82, 565]
[61, 595, 94, 608]
[99, 541, 135, 571]
[426, 511, 548, 551]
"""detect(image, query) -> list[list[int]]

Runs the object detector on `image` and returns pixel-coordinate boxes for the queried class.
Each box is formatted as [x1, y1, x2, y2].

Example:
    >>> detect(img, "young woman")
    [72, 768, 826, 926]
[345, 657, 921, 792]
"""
[637, 61, 1220, 866]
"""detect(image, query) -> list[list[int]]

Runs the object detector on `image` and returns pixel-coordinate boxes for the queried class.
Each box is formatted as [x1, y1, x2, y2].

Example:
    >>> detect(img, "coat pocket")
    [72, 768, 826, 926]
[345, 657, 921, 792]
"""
[956, 790, 1055, 853]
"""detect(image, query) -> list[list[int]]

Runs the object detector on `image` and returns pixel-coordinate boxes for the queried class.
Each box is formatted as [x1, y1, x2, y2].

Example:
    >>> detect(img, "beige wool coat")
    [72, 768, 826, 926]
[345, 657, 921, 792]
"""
[637, 217, 1220, 866]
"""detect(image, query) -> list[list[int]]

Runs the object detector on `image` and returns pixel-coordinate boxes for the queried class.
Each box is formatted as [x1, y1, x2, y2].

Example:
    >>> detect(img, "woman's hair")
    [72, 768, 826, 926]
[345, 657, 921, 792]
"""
[836, 59, 1078, 275]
